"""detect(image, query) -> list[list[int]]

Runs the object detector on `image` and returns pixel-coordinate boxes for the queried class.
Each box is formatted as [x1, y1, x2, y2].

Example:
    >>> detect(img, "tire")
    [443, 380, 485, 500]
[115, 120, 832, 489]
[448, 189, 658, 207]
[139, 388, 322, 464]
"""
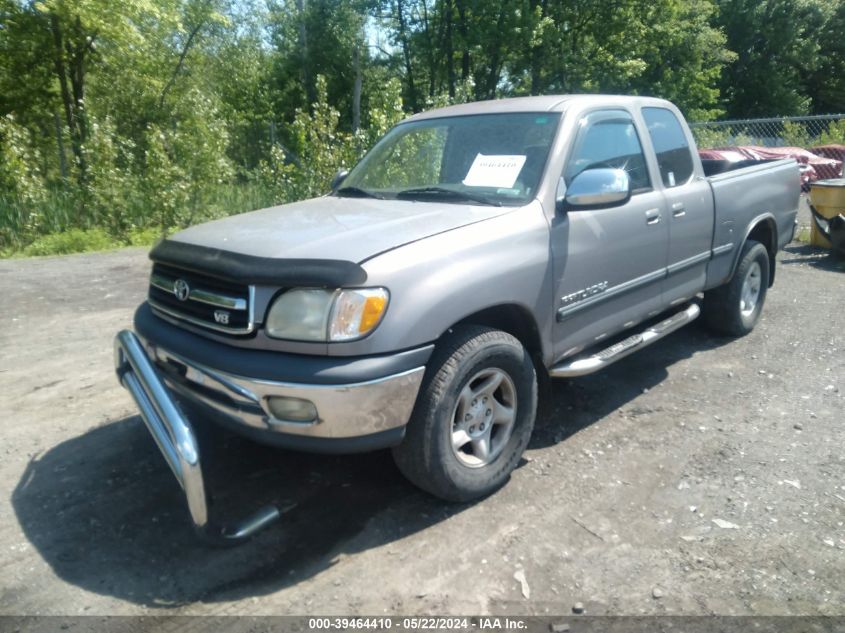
[392, 325, 537, 502]
[702, 239, 770, 337]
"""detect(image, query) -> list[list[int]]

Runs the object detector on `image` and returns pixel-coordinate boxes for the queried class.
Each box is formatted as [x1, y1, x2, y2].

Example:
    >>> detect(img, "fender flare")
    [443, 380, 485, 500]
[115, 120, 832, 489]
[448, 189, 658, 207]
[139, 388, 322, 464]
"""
[730, 213, 778, 285]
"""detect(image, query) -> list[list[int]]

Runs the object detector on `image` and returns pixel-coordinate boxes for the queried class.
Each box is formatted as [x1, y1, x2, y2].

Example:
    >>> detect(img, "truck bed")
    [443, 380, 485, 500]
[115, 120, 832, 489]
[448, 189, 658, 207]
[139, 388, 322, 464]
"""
[704, 158, 800, 288]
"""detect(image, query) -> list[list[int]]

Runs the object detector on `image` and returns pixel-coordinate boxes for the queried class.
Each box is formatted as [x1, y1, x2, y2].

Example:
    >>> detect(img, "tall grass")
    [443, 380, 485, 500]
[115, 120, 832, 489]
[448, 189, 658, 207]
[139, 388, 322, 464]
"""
[0, 181, 281, 257]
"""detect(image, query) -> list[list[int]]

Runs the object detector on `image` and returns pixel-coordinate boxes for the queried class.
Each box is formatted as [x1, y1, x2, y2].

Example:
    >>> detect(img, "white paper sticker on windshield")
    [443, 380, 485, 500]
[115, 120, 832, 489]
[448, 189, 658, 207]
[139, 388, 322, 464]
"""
[462, 154, 527, 188]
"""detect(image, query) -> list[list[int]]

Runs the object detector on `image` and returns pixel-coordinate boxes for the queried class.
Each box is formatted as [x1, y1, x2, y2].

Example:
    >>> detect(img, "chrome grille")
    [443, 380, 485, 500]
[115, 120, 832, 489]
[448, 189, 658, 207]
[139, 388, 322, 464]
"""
[148, 263, 253, 335]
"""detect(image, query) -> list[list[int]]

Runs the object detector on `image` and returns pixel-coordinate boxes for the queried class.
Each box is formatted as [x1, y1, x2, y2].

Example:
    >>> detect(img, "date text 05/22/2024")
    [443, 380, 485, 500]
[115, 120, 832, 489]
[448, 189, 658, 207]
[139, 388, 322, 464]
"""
[307, 617, 529, 631]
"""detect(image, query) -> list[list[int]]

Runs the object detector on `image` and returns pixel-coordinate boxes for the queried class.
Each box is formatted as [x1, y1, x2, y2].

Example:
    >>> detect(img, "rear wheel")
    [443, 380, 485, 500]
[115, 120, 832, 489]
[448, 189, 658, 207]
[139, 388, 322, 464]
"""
[702, 239, 770, 336]
[392, 325, 537, 502]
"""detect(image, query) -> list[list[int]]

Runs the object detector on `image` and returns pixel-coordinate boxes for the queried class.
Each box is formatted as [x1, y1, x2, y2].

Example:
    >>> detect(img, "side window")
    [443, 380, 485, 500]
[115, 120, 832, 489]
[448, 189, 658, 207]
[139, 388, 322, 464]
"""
[564, 112, 651, 193]
[642, 107, 694, 188]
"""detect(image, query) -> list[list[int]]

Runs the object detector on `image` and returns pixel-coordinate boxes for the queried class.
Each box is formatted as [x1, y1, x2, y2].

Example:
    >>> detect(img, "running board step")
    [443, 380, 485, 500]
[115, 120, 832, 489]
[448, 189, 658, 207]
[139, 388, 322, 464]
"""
[549, 303, 701, 378]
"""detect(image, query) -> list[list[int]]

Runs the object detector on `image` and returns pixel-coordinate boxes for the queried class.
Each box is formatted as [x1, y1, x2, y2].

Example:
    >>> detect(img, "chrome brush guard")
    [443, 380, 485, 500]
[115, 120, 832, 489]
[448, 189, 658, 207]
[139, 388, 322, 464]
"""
[114, 329, 280, 545]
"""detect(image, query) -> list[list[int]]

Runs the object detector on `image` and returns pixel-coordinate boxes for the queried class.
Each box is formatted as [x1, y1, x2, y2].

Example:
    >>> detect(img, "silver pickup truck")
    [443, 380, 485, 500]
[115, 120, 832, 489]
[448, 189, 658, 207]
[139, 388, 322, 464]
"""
[114, 95, 799, 543]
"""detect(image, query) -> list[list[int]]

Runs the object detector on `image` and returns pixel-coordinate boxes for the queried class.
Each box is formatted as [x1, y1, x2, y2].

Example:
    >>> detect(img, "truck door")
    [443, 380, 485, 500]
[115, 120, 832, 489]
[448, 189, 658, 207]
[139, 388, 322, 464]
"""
[550, 109, 670, 361]
[641, 106, 714, 306]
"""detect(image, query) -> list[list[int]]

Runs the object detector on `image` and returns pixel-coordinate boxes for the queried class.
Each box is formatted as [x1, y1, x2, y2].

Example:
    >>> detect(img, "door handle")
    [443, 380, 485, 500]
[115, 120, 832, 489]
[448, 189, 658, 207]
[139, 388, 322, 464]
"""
[672, 202, 686, 218]
[645, 209, 661, 225]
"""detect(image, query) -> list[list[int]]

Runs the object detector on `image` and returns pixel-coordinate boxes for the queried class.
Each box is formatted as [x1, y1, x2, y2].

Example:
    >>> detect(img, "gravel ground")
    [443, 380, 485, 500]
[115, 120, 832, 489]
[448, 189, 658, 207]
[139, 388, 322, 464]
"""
[0, 212, 843, 617]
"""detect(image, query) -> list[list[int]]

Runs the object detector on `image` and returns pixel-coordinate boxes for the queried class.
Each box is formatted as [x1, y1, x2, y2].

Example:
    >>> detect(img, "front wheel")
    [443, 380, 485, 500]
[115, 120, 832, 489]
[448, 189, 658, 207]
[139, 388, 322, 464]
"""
[392, 325, 537, 502]
[702, 239, 770, 336]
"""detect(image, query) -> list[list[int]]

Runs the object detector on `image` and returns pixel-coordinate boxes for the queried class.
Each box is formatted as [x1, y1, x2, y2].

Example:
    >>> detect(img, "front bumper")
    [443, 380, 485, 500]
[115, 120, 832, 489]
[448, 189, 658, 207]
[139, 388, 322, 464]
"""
[132, 302, 431, 451]
[140, 336, 425, 450]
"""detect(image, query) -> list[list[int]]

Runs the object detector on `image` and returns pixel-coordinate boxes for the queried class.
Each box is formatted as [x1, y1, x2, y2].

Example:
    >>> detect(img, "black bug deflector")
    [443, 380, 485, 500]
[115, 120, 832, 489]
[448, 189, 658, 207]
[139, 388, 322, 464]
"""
[149, 239, 368, 286]
[114, 329, 280, 545]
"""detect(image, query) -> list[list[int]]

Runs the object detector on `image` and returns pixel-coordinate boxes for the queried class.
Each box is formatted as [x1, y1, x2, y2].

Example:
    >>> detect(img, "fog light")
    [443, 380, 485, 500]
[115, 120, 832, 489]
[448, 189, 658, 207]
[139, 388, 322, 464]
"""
[266, 396, 318, 422]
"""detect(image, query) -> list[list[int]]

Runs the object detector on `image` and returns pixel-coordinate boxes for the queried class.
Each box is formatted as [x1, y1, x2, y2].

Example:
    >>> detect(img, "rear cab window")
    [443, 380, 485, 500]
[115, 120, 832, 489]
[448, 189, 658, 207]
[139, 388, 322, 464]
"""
[642, 107, 695, 188]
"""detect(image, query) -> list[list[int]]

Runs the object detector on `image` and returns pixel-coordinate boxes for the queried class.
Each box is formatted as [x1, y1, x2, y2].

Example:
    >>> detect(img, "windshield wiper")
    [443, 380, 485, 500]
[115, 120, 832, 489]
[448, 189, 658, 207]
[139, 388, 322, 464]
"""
[395, 186, 502, 207]
[334, 186, 385, 199]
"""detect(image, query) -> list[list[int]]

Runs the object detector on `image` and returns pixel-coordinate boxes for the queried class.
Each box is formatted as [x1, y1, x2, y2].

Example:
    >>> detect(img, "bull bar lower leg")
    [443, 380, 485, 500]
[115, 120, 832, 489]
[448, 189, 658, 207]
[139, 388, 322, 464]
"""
[114, 329, 280, 545]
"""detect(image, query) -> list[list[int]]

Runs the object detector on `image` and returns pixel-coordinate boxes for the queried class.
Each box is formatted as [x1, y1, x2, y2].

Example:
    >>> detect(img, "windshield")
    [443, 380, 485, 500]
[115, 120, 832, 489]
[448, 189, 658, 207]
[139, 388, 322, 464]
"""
[338, 112, 561, 206]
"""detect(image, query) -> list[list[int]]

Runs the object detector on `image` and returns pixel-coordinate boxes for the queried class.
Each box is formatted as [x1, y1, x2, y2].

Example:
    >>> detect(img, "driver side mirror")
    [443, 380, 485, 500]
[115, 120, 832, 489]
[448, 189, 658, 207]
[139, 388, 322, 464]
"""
[330, 169, 349, 192]
[556, 168, 631, 211]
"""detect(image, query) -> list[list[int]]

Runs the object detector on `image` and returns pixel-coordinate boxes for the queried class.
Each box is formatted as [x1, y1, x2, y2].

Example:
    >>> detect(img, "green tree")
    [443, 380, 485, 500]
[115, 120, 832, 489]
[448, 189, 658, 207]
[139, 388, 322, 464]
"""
[0, 114, 47, 204]
[715, 0, 823, 117]
[381, 0, 732, 117]
[625, 0, 734, 121]
[205, 1, 277, 170]
[268, 0, 372, 128]
[30, 0, 162, 181]
[804, 0, 845, 114]
[507, 0, 731, 119]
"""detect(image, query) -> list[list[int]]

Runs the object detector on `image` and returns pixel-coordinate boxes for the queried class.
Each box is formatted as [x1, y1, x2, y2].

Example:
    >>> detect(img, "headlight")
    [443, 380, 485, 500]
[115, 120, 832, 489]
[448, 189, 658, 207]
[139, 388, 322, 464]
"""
[265, 288, 334, 341]
[265, 287, 389, 342]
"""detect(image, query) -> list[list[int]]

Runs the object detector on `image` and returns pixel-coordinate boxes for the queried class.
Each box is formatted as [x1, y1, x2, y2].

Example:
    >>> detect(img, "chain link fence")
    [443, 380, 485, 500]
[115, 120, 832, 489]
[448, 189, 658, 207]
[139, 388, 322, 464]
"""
[690, 114, 845, 149]
[690, 115, 845, 242]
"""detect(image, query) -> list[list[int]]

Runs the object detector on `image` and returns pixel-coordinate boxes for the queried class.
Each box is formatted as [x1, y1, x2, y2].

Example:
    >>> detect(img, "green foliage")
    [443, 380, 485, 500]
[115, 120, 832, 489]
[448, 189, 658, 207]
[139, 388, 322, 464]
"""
[804, 1, 845, 114]
[0, 181, 277, 255]
[82, 117, 138, 233]
[140, 93, 233, 231]
[357, 77, 406, 149]
[254, 75, 406, 202]
[424, 77, 477, 110]
[143, 125, 191, 234]
[286, 76, 359, 197]
[12, 224, 162, 257]
[692, 126, 735, 149]
[21, 227, 116, 256]
[690, 126, 755, 149]
[816, 120, 845, 146]
[254, 75, 355, 202]
[125, 226, 164, 246]
[714, 0, 823, 118]
[781, 121, 813, 147]
[3, 0, 845, 258]
[795, 226, 812, 244]
[627, 0, 735, 121]
[0, 115, 47, 206]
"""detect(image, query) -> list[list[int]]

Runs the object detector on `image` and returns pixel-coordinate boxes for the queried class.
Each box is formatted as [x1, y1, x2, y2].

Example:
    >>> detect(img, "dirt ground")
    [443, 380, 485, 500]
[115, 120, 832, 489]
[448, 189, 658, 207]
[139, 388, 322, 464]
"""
[1, 204, 843, 617]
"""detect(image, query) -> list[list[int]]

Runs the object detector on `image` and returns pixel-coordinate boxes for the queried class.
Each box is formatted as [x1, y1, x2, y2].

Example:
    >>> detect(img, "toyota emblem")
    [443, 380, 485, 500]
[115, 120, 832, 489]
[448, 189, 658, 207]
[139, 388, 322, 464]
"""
[173, 278, 190, 302]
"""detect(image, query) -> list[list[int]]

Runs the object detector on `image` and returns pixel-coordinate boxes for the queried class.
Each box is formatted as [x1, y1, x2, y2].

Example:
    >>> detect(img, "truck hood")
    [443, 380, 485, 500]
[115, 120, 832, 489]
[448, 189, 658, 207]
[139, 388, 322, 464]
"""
[166, 196, 511, 263]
